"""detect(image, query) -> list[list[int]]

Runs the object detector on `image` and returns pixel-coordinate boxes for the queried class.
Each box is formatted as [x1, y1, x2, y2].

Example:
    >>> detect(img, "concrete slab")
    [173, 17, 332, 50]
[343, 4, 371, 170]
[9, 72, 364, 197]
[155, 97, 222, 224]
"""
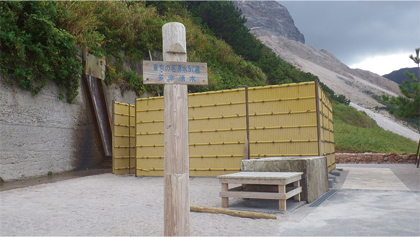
[279, 189, 420, 236]
[336, 163, 419, 191]
[341, 167, 410, 191]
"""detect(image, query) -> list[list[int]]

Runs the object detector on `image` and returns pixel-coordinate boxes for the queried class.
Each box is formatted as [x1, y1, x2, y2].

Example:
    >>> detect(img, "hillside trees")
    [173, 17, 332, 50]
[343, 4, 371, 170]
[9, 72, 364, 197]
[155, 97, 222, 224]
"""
[185, 1, 262, 62]
[166, 12, 267, 92]
[1, 1, 267, 99]
[184, 1, 319, 85]
[382, 48, 419, 119]
[1, 0, 343, 104]
[56, 1, 165, 96]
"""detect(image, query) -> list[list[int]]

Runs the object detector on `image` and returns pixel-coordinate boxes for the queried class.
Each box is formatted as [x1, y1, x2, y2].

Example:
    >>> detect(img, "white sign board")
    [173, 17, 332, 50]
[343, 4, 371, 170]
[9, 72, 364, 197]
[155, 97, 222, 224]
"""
[143, 60, 208, 85]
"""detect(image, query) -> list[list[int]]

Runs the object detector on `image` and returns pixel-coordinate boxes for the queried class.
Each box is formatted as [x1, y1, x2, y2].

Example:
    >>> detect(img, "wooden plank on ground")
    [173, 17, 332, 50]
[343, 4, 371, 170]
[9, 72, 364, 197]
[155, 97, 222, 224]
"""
[190, 206, 276, 220]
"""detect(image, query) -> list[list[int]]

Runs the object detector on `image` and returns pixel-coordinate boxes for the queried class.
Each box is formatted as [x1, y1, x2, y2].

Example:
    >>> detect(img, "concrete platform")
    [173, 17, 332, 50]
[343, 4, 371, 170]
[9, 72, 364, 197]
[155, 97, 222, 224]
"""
[242, 156, 328, 203]
[341, 167, 410, 191]
[334, 163, 419, 191]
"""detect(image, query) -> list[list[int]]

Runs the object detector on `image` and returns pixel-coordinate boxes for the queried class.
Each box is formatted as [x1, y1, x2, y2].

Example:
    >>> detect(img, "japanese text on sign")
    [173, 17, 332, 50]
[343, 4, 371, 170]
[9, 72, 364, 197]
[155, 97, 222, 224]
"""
[143, 61, 208, 85]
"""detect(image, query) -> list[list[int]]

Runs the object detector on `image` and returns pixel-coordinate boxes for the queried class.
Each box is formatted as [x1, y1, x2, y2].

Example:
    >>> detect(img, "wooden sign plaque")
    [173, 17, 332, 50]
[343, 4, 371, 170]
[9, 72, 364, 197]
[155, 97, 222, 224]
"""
[143, 60, 208, 85]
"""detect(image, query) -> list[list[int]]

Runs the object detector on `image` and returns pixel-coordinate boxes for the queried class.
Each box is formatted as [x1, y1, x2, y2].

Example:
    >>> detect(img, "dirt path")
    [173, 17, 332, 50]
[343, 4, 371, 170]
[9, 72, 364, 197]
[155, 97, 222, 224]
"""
[350, 102, 419, 142]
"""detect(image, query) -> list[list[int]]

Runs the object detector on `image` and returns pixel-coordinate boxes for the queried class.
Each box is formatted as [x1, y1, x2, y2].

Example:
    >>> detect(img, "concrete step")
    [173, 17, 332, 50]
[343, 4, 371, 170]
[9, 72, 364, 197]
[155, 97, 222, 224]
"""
[330, 170, 341, 176]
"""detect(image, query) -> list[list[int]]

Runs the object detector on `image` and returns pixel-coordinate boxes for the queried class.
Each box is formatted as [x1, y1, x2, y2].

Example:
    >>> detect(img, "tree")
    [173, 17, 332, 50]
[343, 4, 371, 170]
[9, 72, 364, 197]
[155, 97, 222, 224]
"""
[409, 48, 420, 82]
[185, 1, 262, 62]
[386, 48, 420, 119]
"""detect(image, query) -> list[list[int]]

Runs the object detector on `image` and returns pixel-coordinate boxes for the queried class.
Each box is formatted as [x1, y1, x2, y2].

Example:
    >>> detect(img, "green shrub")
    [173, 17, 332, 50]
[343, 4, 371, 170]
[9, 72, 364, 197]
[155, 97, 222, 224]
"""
[1, 2, 82, 103]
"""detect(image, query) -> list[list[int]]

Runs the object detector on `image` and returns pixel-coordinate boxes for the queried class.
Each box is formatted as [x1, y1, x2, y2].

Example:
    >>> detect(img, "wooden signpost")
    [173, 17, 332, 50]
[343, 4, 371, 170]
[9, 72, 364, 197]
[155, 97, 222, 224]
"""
[143, 61, 208, 85]
[143, 22, 208, 236]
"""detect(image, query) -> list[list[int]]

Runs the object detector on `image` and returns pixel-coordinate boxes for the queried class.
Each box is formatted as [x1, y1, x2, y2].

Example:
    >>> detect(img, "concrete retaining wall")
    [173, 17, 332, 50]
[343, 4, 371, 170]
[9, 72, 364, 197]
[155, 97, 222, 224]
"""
[335, 153, 418, 164]
[0, 76, 136, 182]
[241, 156, 329, 203]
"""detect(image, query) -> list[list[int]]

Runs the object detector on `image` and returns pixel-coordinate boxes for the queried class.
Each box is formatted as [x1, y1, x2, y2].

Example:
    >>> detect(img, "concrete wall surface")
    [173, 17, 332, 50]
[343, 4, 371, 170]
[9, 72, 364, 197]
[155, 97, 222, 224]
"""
[104, 83, 137, 115]
[0, 76, 136, 182]
[242, 156, 329, 203]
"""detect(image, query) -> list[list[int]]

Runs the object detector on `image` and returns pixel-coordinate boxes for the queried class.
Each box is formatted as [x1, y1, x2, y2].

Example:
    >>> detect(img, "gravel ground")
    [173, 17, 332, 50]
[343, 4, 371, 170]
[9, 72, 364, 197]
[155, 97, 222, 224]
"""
[1, 172, 419, 236]
[0, 174, 283, 236]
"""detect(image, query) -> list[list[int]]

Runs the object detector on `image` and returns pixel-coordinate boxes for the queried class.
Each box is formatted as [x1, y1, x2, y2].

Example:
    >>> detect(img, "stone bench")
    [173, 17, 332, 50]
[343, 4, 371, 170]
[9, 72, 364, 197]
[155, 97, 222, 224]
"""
[218, 172, 303, 211]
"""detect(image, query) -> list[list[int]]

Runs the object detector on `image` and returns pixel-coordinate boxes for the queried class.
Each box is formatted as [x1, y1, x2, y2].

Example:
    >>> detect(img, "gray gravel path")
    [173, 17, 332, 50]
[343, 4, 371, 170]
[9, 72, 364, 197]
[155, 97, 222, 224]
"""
[1, 171, 419, 236]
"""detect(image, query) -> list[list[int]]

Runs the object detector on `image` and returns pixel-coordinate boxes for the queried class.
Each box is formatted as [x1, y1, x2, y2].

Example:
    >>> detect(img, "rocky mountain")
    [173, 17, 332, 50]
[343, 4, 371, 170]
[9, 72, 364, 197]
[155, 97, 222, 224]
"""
[234, 0, 305, 44]
[235, 1, 401, 108]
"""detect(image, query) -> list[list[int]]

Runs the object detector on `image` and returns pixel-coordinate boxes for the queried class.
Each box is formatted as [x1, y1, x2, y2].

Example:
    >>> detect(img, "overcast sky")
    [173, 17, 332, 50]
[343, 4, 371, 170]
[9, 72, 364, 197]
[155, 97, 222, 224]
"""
[278, 1, 420, 75]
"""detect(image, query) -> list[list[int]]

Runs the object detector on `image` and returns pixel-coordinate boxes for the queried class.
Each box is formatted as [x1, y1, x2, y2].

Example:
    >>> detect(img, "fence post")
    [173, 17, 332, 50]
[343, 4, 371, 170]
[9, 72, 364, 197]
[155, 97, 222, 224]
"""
[315, 80, 322, 157]
[239, 86, 250, 159]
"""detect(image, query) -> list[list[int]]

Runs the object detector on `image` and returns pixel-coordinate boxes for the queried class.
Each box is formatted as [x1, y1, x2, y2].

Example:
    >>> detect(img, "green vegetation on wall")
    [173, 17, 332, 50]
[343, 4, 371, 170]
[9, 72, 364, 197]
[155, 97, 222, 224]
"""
[1, 1, 268, 98]
[0, 2, 82, 103]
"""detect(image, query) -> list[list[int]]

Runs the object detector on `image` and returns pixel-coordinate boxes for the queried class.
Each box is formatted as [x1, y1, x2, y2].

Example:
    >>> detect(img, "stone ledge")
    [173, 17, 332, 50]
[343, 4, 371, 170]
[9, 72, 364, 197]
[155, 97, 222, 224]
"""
[335, 153, 418, 164]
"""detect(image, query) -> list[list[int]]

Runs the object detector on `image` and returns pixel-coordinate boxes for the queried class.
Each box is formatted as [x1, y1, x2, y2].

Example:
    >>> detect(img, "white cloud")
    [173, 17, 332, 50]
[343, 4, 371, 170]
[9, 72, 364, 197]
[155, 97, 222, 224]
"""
[350, 53, 416, 76]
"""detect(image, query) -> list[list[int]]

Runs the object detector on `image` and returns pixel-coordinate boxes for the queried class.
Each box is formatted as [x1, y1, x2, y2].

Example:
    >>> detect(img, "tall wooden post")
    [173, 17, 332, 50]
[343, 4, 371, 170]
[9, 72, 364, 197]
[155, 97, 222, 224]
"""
[163, 22, 190, 236]
[143, 22, 208, 236]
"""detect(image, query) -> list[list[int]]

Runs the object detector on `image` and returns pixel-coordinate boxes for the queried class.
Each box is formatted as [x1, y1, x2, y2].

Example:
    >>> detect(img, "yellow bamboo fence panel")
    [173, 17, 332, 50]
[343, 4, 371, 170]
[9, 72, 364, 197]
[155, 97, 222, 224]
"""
[317, 83, 335, 172]
[131, 81, 335, 177]
[247, 82, 320, 159]
[112, 102, 135, 174]
[136, 96, 165, 176]
[135, 88, 246, 176]
[188, 89, 246, 176]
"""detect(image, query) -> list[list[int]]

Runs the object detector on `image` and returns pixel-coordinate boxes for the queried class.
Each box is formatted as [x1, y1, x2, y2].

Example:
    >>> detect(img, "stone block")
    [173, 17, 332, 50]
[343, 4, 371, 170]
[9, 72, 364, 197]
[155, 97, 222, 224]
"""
[241, 156, 329, 203]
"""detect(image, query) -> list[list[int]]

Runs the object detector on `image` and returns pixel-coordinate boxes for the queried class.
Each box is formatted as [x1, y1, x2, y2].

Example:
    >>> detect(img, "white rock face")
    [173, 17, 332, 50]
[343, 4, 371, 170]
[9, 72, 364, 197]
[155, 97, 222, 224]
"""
[235, 1, 401, 109]
[234, 1, 305, 44]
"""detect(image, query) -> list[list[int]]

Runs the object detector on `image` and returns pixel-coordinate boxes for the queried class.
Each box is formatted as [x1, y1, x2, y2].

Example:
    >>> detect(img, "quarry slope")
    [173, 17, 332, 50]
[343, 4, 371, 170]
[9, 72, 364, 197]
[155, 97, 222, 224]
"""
[235, 1, 418, 141]
[236, 1, 400, 109]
